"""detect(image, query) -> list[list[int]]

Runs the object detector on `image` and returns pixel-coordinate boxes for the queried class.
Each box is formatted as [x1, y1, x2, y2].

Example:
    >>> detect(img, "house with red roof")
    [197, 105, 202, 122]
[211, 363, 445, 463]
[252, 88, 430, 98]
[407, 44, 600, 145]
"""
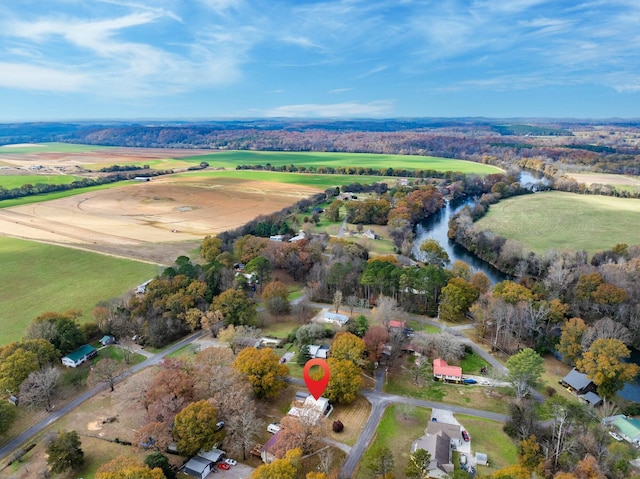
[433, 358, 462, 382]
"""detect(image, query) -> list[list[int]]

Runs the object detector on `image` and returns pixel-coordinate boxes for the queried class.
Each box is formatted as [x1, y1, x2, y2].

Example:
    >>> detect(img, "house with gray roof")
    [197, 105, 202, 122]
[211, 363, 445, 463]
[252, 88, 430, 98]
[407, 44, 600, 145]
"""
[411, 429, 454, 479]
[560, 368, 602, 406]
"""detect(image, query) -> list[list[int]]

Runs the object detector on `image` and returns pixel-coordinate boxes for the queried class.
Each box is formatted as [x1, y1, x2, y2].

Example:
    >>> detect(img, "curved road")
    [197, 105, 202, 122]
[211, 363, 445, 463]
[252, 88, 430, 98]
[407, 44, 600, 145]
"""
[0, 330, 204, 465]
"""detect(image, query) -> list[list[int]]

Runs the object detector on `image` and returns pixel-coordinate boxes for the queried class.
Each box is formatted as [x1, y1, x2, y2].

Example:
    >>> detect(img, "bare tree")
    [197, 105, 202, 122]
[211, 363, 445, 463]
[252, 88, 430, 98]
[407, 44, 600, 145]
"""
[346, 295, 360, 317]
[405, 358, 431, 386]
[581, 317, 632, 350]
[333, 290, 343, 313]
[215, 383, 261, 460]
[88, 358, 123, 392]
[372, 295, 404, 327]
[317, 447, 334, 475]
[19, 365, 61, 411]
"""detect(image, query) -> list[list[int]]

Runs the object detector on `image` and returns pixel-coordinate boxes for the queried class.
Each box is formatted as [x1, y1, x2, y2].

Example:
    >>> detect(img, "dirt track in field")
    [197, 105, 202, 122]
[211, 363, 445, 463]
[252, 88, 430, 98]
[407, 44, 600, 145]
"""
[0, 175, 322, 264]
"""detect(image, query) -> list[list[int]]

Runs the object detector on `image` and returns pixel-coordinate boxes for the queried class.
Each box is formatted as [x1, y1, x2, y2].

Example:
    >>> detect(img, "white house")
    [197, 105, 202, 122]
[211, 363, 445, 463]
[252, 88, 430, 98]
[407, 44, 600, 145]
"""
[288, 395, 333, 425]
[322, 311, 349, 326]
[307, 344, 330, 359]
[61, 344, 97, 368]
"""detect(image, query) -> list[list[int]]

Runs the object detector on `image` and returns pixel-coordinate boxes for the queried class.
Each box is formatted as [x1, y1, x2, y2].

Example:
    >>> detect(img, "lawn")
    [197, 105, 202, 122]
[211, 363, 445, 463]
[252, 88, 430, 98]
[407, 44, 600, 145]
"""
[384, 372, 511, 415]
[0, 237, 160, 345]
[355, 404, 430, 479]
[0, 175, 81, 189]
[475, 191, 640, 254]
[457, 414, 519, 473]
[179, 151, 503, 176]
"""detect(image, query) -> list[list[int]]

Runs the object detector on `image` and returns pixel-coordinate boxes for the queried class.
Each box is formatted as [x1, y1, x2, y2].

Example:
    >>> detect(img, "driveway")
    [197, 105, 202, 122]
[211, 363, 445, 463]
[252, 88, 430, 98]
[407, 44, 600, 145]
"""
[205, 463, 254, 479]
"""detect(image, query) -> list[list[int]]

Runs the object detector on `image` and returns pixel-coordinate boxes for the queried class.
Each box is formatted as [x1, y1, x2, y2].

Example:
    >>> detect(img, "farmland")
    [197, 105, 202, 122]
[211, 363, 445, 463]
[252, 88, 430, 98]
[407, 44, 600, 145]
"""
[0, 236, 159, 345]
[0, 175, 81, 189]
[475, 191, 640, 254]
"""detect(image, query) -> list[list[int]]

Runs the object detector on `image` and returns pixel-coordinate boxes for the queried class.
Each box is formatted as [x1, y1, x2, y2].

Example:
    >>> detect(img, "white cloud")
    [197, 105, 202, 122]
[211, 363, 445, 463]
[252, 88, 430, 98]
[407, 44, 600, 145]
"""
[328, 88, 353, 94]
[262, 100, 394, 118]
[198, 0, 243, 14]
[0, 62, 88, 92]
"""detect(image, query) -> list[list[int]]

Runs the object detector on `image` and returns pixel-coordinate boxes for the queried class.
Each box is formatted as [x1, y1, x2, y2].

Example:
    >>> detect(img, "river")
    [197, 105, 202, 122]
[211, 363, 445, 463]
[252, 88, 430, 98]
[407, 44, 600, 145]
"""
[412, 170, 639, 403]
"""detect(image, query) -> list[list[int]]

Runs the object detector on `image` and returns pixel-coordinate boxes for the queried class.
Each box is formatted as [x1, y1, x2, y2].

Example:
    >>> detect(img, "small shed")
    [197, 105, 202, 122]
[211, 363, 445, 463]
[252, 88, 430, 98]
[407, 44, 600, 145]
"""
[475, 452, 488, 466]
[100, 335, 116, 346]
[307, 344, 330, 359]
[61, 344, 97, 368]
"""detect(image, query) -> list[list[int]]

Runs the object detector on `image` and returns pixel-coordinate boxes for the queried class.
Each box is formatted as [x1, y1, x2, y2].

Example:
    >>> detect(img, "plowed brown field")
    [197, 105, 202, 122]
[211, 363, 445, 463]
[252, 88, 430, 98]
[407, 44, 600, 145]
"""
[0, 175, 322, 263]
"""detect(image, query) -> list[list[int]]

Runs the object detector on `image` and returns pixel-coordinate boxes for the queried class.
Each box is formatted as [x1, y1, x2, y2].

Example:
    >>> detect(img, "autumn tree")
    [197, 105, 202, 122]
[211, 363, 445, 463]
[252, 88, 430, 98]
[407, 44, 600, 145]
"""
[234, 235, 269, 264]
[251, 447, 302, 479]
[218, 324, 261, 353]
[18, 365, 61, 411]
[364, 326, 389, 362]
[576, 338, 640, 398]
[492, 280, 534, 305]
[47, 430, 84, 474]
[420, 239, 449, 267]
[145, 452, 176, 479]
[201, 235, 223, 262]
[143, 364, 194, 424]
[96, 456, 166, 479]
[325, 357, 363, 404]
[272, 413, 327, 457]
[506, 348, 545, 400]
[262, 279, 290, 317]
[439, 277, 479, 322]
[0, 347, 38, 395]
[88, 358, 123, 392]
[405, 448, 431, 479]
[173, 399, 223, 457]
[557, 317, 588, 366]
[331, 332, 365, 364]
[232, 347, 288, 399]
[25, 310, 84, 355]
[212, 289, 257, 326]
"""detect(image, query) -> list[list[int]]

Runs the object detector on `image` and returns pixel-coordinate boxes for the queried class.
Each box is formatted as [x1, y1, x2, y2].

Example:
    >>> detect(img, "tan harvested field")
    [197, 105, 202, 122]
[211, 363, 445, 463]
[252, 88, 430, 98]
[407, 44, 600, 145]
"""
[0, 175, 322, 263]
[567, 172, 640, 188]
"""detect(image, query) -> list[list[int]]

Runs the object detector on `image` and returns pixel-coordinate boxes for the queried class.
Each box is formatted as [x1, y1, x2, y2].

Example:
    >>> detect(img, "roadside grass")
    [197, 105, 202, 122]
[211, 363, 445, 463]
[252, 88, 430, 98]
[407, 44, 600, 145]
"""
[0, 236, 160, 345]
[475, 191, 640, 254]
[457, 414, 518, 473]
[178, 151, 503, 176]
[0, 175, 81, 189]
[94, 346, 147, 365]
[406, 319, 440, 334]
[355, 404, 430, 479]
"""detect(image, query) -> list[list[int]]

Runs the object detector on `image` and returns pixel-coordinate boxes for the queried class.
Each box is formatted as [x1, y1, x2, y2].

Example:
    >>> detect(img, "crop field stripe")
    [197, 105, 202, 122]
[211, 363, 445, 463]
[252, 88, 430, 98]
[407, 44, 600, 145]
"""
[0, 142, 112, 154]
[0, 182, 127, 209]
[475, 191, 640, 254]
[0, 175, 82, 189]
[0, 236, 159, 345]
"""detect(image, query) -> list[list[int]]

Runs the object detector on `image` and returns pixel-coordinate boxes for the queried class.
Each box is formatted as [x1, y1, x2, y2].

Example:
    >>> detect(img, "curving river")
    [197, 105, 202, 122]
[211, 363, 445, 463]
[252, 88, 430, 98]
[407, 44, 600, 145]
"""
[412, 171, 640, 402]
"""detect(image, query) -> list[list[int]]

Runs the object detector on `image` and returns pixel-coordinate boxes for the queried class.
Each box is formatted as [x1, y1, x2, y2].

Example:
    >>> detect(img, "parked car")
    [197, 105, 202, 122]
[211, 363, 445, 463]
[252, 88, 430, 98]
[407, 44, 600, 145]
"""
[267, 423, 281, 434]
[463, 378, 477, 385]
[225, 458, 237, 466]
[218, 463, 230, 470]
[462, 430, 470, 442]
[215, 421, 225, 431]
[609, 431, 624, 441]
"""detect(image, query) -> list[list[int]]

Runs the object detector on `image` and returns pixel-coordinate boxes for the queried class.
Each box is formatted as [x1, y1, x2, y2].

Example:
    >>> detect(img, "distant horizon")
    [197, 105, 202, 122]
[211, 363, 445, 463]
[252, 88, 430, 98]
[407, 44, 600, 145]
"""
[1, 1, 639, 120]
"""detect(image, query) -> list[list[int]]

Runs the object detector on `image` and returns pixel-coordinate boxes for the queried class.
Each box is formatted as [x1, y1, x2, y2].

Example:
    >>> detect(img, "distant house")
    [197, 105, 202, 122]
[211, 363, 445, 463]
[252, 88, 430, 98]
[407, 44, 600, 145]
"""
[289, 230, 306, 242]
[288, 395, 333, 425]
[134, 176, 151, 182]
[61, 344, 97, 368]
[307, 344, 330, 359]
[322, 311, 349, 326]
[433, 358, 463, 382]
[136, 279, 153, 294]
[560, 368, 602, 406]
[412, 425, 455, 479]
[269, 234, 284, 242]
[362, 229, 377, 240]
[389, 320, 406, 330]
[612, 416, 640, 445]
[99, 335, 116, 346]
[561, 368, 597, 395]
[261, 430, 280, 463]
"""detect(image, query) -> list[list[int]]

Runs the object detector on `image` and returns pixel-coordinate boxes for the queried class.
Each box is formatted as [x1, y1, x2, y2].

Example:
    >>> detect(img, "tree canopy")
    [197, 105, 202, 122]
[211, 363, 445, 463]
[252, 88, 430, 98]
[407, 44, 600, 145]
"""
[232, 347, 289, 399]
[173, 399, 223, 457]
[47, 430, 84, 474]
[506, 348, 545, 400]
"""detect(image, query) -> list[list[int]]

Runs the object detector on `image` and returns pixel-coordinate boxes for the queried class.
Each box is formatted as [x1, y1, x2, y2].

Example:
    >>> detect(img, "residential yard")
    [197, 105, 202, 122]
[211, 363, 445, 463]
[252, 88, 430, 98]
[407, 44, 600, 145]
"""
[355, 404, 430, 479]
[457, 414, 518, 473]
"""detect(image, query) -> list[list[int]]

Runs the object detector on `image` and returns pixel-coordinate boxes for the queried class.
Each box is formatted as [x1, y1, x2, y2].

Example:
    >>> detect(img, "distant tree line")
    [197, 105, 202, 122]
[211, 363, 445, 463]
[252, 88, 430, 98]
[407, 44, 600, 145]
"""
[0, 170, 173, 202]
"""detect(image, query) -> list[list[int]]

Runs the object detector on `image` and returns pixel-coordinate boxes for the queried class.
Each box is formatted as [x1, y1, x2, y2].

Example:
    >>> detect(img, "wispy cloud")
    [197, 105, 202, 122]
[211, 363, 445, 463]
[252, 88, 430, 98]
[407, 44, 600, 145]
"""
[329, 88, 353, 94]
[262, 100, 394, 118]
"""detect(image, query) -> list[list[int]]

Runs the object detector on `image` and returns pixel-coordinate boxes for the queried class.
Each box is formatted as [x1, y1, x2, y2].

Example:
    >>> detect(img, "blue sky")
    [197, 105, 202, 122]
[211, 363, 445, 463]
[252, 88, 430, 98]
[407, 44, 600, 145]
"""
[1, 0, 639, 120]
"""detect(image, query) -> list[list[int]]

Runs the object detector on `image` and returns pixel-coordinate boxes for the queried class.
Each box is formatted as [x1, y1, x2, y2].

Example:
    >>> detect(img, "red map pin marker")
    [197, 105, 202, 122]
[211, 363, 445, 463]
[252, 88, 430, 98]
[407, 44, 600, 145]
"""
[303, 358, 331, 400]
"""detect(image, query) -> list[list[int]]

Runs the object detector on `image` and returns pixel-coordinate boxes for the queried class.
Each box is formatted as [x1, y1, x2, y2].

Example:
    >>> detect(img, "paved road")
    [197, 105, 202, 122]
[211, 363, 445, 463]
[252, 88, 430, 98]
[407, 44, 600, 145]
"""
[0, 330, 205, 464]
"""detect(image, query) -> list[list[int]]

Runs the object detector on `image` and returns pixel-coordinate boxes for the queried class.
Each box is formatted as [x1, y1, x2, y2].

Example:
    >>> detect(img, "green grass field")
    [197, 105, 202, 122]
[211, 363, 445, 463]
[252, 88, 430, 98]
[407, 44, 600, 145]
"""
[0, 237, 160, 345]
[457, 414, 518, 472]
[0, 182, 125, 208]
[180, 150, 504, 175]
[475, 191, 640, 254]
[0, 174, 81, 189]
[0, 142, 111, 154]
